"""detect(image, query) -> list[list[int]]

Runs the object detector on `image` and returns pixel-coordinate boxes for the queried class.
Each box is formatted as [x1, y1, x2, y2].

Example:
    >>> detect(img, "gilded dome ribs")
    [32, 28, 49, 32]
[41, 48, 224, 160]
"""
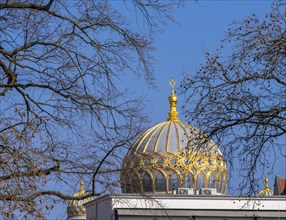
[154, 121, 169, 152]
[174, 121, 182, 153]
[143, 123, 163, 153]
[165, 121, 171, 152]
[120, 78, 228, 195]
[178, 121, 191, 152]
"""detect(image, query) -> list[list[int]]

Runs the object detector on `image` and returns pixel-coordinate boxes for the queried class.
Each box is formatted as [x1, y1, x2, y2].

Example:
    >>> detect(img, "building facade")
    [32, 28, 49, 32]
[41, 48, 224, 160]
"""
[84, 194, 286, 220]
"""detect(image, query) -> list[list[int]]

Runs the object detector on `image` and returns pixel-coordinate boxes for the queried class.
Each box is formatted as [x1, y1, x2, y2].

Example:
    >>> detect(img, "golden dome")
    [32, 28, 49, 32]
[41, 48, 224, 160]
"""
[258, 177, 273, 196]
[67, 179, 93, 218]
[120, 78, 228, 195]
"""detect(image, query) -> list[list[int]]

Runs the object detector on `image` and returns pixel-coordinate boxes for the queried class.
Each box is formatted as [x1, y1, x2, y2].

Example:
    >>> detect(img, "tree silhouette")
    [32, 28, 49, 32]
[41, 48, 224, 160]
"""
[0, 0, 180, 218]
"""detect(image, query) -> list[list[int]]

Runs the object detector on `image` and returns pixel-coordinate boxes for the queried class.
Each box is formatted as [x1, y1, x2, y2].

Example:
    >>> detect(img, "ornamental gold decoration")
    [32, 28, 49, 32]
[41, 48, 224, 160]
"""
[258, 177, 273, 196]
[169, 77, 176, 92]
[167, 77, 179, 121]
[120, 78, 228, 195]
[120, 121, 228, 194]
[67, 179, 93, 217]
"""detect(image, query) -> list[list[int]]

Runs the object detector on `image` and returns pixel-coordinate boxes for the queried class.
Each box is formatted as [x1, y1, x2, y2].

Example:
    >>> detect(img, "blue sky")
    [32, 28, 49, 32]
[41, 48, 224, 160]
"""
[140, 1, 273, 122]
[122, 0, 273, 121]
[51, 1, 285, 218]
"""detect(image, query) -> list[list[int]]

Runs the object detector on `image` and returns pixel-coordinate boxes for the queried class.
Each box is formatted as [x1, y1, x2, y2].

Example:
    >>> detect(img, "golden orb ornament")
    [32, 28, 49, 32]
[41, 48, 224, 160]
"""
[120, 78, 228, 194]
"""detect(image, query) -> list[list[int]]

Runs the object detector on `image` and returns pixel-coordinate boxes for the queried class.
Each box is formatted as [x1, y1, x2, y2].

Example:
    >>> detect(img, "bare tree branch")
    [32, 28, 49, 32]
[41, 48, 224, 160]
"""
[181, 3, 285, 195]
[0, 0, 179, 218]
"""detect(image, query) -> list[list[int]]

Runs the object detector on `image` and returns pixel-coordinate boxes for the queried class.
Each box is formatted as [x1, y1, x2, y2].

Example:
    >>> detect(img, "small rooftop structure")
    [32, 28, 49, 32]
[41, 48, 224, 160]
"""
[274, 175, 286, 195]
[258, 177, 273, 196]
[67, 179, 93, 220]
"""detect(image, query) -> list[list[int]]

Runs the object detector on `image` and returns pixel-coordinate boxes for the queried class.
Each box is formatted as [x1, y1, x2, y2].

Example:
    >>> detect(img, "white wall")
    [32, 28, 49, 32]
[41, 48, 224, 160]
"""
[85, 195, 286, 220]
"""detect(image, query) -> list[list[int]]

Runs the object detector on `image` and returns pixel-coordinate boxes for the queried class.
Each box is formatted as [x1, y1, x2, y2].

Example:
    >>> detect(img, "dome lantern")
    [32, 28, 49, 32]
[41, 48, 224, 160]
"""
[120, 78, 228, 195]
[167, 77, 179, 121]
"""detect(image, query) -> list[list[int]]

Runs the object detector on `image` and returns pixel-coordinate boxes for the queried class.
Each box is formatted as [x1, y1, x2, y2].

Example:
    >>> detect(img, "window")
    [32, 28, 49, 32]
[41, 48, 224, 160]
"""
[131, 173, 140, 193]
[217, 174, 223, 193]
[208, 172, 216, 188]
[168, 172, 180, 191]
[155, 172, 166, 192]
[196, 172, 206, 191]
[182, 173, 193, 188]
[142, 172, 153, 192]
[124, 174, 131, 193]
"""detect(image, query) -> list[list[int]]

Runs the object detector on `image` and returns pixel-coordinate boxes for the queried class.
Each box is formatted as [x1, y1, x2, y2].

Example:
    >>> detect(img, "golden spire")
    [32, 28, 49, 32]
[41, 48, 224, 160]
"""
[167, 77, 179, 121]
[258, 176, 273, 196]
[79, 178, 85, 194]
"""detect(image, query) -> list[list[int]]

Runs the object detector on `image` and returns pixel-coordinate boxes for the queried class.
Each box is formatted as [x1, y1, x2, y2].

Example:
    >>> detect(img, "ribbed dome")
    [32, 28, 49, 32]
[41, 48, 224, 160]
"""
[258, 177, 273, 196]
[67, 180, 93, 219]
[120, 79, 227, 195]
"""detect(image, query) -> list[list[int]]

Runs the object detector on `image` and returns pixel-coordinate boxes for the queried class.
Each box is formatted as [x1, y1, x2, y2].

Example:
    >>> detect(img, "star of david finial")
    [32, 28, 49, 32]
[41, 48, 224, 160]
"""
[169, 77, 176, 93]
